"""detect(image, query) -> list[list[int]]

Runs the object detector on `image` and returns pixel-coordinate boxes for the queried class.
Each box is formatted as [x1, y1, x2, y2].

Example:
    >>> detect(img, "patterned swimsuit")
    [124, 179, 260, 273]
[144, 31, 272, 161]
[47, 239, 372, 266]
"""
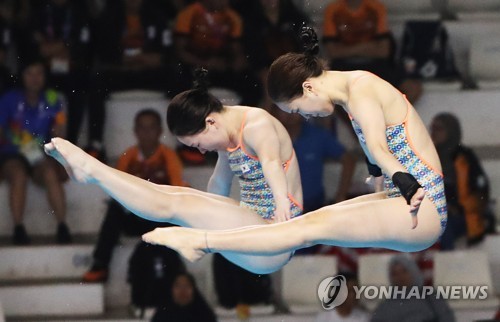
[349, 100, 448, 235]
[227, 112, 303, 220]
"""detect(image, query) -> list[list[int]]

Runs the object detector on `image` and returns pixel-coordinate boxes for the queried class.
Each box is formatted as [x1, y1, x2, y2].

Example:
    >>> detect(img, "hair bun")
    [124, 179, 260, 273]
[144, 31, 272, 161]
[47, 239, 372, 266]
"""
[193, 67, 210, 91]
[300, 25, 319, 56]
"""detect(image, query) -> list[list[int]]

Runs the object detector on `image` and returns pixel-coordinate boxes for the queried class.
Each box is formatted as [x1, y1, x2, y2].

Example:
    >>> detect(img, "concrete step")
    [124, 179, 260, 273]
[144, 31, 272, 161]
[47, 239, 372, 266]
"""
[0, 181, 108, 237]
[0, 239, 214, 309]
[0, 237, 136, 309]
[0, 279, 104, 317]
[0, 244, 93, 281]
[434, 250, 500, 310]
[7, 307, 145, 322]
[8, 309, 317, 322]
[5, 308, 497, 322]
[282, 255, 337, 309]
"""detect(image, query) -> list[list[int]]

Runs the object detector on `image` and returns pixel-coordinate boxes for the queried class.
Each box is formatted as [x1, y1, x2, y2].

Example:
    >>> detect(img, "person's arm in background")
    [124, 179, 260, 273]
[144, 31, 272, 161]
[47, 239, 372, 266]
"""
[206, 151, 234, 197]
[321, 125, 356, 202]
[163, 147, 188, 187]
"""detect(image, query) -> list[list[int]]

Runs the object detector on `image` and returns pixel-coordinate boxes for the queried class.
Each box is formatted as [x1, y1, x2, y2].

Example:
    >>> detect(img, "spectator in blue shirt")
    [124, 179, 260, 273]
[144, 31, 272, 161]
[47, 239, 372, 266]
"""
[272, 108, 356, 255]
[0, 59, 71, 245]
[274, 108, 356, 212]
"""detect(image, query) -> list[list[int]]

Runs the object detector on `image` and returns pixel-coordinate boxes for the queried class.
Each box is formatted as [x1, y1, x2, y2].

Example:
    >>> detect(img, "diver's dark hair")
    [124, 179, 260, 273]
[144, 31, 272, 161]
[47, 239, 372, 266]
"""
[301, 25, 320, 56]
[267, 26, 325, 103]
[167, 68, 223, 136]
[135, 108, 162, 127]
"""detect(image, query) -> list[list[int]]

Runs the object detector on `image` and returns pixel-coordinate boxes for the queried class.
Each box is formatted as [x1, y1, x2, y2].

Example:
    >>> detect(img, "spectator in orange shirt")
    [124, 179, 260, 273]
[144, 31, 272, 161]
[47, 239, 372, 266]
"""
[174, 0, 261, 106]
[322, 0, 422, 104]
[87, 0, 186, 161]
[82, 109, 187, 282]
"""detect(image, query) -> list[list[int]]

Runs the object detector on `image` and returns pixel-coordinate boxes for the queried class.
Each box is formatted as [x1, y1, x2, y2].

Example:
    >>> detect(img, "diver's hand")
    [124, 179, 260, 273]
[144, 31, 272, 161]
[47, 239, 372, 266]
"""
[409, 188, 425, 229]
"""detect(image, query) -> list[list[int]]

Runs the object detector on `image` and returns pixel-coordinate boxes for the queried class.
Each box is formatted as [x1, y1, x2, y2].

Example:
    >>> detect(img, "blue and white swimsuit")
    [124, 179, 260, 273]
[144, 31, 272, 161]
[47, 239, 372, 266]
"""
[349, 99, 447, 235]
[226, 112, 303, 220]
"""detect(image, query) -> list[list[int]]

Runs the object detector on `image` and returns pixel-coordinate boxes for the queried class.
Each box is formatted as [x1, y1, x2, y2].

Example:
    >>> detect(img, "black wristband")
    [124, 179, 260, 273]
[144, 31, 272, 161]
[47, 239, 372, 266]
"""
[392, 172, 422, 205]
[366, 157, 382, 177]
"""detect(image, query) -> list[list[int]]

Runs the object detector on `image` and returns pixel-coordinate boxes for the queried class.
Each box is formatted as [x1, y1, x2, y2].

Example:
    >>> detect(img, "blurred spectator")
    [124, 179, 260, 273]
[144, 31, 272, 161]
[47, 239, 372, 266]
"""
[17, 0, 94, 149]
[315, 272, 369, 322]
[399, 20, 459, 81]
[128, 241, 186, 317]
[0, 1, 16, 94]
[322, 0, 422, 104]
[0, 1, 13, 95]
[232, 0, 308, 109]
[174, 0, 261, 106]
[431, 113, 493, 250]
[0, 59, 71, 244]
[151, 272, 218, 322]
[212, 253, 272, 319]
[82, 109, 187, 282]
[274, 109, 355, 212]
[88, 0, 186, 160]
[371, 254, 455, 322]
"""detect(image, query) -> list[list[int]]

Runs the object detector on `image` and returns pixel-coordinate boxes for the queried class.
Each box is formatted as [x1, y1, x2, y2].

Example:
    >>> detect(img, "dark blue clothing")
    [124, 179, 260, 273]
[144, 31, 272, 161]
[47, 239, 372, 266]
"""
[293, 122, 345, 212]
[0, 89, 64, 154]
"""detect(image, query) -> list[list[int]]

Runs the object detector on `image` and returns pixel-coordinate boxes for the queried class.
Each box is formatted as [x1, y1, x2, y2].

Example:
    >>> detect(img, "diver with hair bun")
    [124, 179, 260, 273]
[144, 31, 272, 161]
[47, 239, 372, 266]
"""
[138, 27, 447, 266]
[44, 68, 303, 274]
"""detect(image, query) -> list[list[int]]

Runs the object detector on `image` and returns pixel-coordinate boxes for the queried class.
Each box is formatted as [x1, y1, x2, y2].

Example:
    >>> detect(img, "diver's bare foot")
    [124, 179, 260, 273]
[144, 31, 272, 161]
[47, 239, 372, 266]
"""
[44, 138, 99, 183]
[142, 227, 207, 262]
